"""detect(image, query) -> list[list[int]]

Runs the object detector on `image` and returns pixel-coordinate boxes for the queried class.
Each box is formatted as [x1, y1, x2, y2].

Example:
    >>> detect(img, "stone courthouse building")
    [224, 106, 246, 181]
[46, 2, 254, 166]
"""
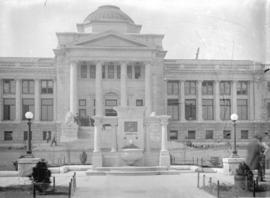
[0, 5, 270, 151]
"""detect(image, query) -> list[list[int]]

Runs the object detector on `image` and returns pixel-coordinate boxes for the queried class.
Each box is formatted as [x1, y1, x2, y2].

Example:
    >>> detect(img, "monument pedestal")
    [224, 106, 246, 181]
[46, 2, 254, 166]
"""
[18, 157, 40, 177]
[159, 150, 170, 167]
[61, 124, 78, 142]
[223, 157, 245, 175]
[92, 152, 103, 168]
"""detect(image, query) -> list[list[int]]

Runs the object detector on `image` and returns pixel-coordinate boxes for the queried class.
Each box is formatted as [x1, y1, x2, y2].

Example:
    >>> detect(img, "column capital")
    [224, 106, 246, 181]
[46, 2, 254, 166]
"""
[92, 60, 104, 65]
[159, 115, 170, 125]
[93, 116, 103, 126]
[120, 61, 128, 65]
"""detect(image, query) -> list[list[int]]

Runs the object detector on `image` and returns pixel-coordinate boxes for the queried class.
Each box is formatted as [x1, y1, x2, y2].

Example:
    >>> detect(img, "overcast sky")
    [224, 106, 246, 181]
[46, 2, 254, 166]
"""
[0, 0, 267, 61]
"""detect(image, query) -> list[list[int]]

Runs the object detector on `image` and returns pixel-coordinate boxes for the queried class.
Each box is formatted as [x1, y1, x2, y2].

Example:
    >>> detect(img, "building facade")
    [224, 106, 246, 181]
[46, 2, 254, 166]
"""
[0, 5, 270, 148]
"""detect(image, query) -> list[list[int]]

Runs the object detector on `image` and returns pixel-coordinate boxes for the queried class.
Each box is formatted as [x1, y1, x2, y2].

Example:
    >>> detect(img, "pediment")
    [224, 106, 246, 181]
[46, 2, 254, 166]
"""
[74, 34, 148, 48]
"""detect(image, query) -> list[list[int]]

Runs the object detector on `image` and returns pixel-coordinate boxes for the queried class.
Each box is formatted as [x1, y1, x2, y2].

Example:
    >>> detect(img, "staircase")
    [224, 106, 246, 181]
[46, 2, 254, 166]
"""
[78, 126, 94, 139]
[86, 166, 193, 176]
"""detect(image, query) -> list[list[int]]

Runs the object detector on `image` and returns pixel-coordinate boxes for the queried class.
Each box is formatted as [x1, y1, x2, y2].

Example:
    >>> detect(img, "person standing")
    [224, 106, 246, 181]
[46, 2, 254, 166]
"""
[246, 134, 264, 181]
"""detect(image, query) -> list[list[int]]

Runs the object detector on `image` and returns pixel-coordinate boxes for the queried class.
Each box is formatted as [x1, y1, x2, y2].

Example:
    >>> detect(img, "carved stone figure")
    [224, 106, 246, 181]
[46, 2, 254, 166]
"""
[64, 112, 75, 126]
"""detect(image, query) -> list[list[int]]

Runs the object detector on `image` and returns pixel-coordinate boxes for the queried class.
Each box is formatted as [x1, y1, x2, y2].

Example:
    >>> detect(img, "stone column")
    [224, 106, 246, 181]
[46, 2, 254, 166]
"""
[34, 79, 40, 121]
[197, 80, 202, 121]
[160, 117, 169, 152]
[15, 79, 21, 121]
[180, 80, 185, 121]
[215, 80, 220, 121]
[120, 62, 127, 107]
[93, 117, 102, 152]
[159, 115, 170, 166]
[232, 80, 237, 114]
[145, 123, 151, 152]
[95, 61, 103, 116]
[53, 79, 57, 121]
[111, 123, 117, 152]
[92, 117, 103, 167]
[0, 79, 2, 121]
[70, 62, 78, 115]
[249, 81, 254, 120]
[145, 63, 152, 116]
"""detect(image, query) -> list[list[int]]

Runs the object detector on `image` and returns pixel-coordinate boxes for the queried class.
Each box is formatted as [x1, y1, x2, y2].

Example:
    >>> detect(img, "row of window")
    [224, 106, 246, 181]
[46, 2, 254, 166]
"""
[78, 98, 144, 117]
[168, 98, 248, 120]
[167, 80, 248, 96]
[3, 131, 52, 141]
[169, 130, 249, 140]
[3, 79, 53, 94]
[80, 62, 144, 80]
[3, 98, 53, 121]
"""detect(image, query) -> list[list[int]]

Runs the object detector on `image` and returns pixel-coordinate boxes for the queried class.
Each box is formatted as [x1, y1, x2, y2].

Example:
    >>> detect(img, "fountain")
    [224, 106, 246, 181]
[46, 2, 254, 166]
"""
[120, 140, 143, 166]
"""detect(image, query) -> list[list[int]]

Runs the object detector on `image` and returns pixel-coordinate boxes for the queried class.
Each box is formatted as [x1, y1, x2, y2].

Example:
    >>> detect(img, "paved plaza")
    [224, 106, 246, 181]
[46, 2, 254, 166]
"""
[74, 173, 215, 198]
[0, 171, 216, 198]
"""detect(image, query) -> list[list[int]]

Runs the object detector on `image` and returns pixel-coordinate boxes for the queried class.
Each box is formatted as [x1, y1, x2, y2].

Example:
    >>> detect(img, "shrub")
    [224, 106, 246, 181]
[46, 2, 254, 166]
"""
[80, 151, 87, 164]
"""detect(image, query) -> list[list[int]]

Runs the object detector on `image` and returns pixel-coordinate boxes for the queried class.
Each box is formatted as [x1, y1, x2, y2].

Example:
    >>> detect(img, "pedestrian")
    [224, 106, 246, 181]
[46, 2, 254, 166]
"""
[246, 134, 265, 181]
[259, 134, 269, 181]
[50, 133, 57, 147]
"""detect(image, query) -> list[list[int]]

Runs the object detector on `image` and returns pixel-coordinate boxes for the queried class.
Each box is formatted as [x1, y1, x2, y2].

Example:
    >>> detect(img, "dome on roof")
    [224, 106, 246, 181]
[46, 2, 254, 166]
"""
[84, 5, 134, 24]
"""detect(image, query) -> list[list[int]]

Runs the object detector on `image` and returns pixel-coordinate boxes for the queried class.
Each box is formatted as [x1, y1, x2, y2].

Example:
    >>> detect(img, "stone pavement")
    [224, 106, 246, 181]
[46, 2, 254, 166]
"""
[73, 173, 215, 198]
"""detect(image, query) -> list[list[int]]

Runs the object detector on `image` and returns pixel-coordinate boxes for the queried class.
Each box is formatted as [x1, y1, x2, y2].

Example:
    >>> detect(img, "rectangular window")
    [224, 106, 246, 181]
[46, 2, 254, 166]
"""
[202, 99, 214, 120]
[136, 99, 143, 106]
[202, 81, 213, 95]
[134, 64, 141, 79]
[185, 99, 196, 120]
[89, 64, 96, 79]
[22, 80, 34, 94]
[188, 130, 196, 139]
[220, 99, 231, 120]
[117, 65, 121, 79]
[241, 130, 249, 139]
[41, 99, 53, 121]
[184, 81, 196, 95]
[105, 99, 117, 116]
[220, 81, 231, 95]
[42, 131, 51, 141]
[107, 63, 114, 79]
[169, 130, 178, 140]
[79, 109, 87, 118]
[4, 131, 13, 141]
[223, 130, 231, 139]
[237, 81, 248, 95]
[41, 80, 53, 94]
[102, 65, 106, 79]
[167, 99, 179, 120]
[127, 65, 132, 79]
[24, 131, 28, 141]
[3, 98, 15, 120]
[205, 130, 213, 139]
[237, 99, 248, 120]
[22, 99, 34, 120]
[80, 63, 87, 78]
[79, 99, 86, 106]
[3, 79, 15, 94]
[167, 81, 179, 95]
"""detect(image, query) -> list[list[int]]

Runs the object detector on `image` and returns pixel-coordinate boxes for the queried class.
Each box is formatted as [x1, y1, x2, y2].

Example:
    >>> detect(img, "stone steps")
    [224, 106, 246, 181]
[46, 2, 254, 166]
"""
[86, 166, 193, 176]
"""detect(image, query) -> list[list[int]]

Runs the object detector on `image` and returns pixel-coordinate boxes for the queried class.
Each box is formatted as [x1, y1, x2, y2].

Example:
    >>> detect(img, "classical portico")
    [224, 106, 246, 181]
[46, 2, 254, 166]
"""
[57, 5, 168, 167]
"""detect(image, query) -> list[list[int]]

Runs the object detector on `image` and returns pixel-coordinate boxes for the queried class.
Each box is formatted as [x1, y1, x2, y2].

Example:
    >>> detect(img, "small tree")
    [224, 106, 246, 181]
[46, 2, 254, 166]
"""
[31, 160, 51, 193]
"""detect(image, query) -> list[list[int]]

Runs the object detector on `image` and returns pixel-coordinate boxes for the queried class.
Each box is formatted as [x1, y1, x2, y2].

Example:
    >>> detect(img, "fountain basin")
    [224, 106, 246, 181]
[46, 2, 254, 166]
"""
[120, 149, 143, 166]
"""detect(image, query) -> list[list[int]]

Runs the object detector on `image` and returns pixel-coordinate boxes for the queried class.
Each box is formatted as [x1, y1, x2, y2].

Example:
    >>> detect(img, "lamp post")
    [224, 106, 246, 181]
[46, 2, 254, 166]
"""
[25, 111, 34, 156]
[230, 113, 239, 158]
